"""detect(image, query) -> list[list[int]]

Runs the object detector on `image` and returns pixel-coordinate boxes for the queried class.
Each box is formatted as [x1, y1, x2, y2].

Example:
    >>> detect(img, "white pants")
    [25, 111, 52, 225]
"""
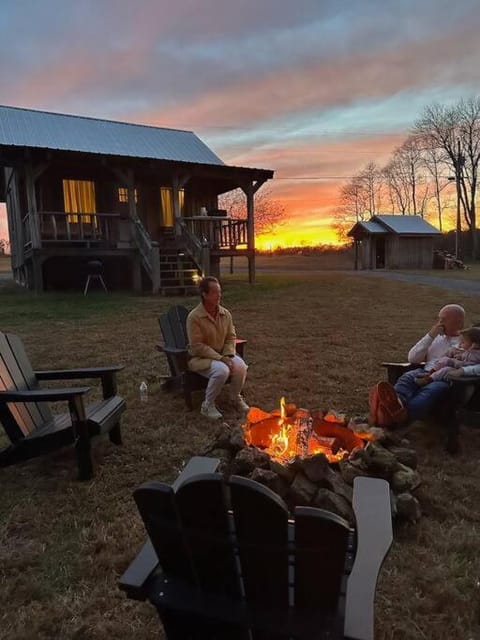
[198, 355, 247, 406]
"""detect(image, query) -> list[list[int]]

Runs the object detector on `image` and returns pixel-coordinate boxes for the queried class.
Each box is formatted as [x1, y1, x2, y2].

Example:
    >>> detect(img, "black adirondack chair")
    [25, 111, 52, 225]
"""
[382, 361, 480, 452]
[120, 456, 392, 640]
[157, 305, 246, 410]
[0, 331, 126, 480]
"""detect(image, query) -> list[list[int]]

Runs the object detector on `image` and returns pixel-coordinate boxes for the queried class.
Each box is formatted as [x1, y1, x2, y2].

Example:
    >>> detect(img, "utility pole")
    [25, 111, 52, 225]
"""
[454, 139, 465, 259]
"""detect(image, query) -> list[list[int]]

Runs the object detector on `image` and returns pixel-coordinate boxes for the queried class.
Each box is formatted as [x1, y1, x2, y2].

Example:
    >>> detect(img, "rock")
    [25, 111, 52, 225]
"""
[229, 425, 246, 452]
[301, 454, 331, 483]
[387, 446, 418, 470]
[364, 442, 400, 480]
[202, 422, 233, 453]
[208, 448, 232, 462]
[321, 468, 353, 504]
[389, 490, 398, 519]
[396, 493, 422, 522]
[230, 447, 270, 476]
[313, 488, 354, 524]
[348, 447, 369, 468]
[269, 459, 296, 483]
[249, 468, 288, 499]
[391, 464, 421, 493]
[338, 460, 369, 485]
[289, 472, 318, 506]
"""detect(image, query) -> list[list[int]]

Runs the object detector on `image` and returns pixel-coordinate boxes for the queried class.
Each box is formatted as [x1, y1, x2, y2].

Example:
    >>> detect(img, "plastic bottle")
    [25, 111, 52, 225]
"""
[139, 381, 148, 402]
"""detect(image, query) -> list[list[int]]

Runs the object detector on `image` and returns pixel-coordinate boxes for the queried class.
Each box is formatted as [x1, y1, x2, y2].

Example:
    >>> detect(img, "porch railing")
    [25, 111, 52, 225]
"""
[181, 217, 248, 250]
[36, 211, 121, 246]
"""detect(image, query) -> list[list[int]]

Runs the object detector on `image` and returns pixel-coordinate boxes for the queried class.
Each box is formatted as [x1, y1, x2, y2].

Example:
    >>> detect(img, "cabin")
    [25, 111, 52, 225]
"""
[0, 105, 274, 293]
[347, 214, 441, 270]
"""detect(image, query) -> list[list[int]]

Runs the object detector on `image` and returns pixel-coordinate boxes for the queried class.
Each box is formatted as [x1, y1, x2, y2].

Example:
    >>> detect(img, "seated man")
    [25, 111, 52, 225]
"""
[375, 304, 469, 424]
[186, 276, 249, 420]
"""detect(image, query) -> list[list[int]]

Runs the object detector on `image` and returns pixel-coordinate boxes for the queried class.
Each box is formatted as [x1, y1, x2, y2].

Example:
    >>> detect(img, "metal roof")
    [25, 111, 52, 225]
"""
[0, 104, 225, 166]
[372, 214, 441, 235]
[356, 220, 386, 234]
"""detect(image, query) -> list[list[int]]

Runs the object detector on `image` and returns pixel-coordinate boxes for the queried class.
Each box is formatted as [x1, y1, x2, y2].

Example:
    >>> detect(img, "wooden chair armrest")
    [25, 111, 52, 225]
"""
[344, 477, 392, 640]
[119, 538, 159, 601]
[35, 366, 123, 379]
[158, 345, 188, 355]
[450, 376, 480, 386]
[172, 456, 220, 491]
[381, 362, 424, 385]
[0, 387, 90, 403]
[35, 367, 123, 398]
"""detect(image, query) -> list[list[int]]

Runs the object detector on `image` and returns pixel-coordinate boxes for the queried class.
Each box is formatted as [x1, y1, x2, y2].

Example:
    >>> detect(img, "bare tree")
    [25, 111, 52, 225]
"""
[382, 136, 430, 216]
[419, 140, 452, 232]
[415, 97, 480, 257]
[219, 187, 286, 236]
[333, 162, 384, 239]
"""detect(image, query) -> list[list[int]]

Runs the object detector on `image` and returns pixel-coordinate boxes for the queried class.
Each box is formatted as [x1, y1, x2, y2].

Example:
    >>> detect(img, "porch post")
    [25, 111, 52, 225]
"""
[126, 169, 138, 220]
[25, 164, 41, 249]
[242, 178, 267, 285]
[172, 173, 190, 236]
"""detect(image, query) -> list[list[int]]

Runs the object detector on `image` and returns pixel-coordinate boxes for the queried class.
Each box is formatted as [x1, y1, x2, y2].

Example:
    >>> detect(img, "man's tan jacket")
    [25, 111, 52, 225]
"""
[186, 303, 236, 372]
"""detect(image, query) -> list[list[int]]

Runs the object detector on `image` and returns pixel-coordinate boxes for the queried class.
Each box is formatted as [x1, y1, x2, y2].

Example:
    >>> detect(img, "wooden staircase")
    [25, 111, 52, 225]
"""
[158, 248, 200, 296]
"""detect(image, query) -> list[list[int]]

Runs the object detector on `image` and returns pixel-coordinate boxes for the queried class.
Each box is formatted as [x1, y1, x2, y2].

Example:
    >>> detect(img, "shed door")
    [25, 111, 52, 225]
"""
[375, 238, 385, 269]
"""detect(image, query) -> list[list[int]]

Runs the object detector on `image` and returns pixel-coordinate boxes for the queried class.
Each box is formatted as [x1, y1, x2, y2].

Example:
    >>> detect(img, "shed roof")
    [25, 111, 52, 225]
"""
[372, 214, 441, 235]
[0, 104, 225, 166]
[348, 214, 441, 237]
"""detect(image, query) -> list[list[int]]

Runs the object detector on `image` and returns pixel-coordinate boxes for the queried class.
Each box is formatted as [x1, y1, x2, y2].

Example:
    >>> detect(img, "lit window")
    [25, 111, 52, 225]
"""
[118, 187, 138, 203]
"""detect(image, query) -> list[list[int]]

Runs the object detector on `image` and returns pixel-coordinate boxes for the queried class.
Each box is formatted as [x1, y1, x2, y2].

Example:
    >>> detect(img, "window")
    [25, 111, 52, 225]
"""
[118, 187, 138, 203]
[160, 187, 184, 227]
[63, 179, 96, 223]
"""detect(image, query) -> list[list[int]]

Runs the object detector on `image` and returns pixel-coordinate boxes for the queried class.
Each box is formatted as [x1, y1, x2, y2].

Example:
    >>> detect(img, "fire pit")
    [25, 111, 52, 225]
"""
[202, 397, 423, 523]
[245, 398, 369, 464]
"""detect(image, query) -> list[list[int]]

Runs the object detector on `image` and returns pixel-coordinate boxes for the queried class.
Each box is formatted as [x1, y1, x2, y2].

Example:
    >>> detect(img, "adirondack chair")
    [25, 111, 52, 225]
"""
[157, 305, 246, 410]
[382, 361, 480, 452]
[0, 331, 126, 480]
[120, 456, 392, 640]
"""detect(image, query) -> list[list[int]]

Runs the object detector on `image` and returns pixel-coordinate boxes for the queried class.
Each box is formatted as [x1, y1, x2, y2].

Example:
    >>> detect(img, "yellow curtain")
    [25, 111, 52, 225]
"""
[63, 179, 96, 223]
[160, 187, 174, 227]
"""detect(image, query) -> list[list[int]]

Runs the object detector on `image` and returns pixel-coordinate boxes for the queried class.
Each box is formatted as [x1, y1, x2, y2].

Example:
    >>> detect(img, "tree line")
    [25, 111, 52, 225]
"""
[334, 96, 480, 258]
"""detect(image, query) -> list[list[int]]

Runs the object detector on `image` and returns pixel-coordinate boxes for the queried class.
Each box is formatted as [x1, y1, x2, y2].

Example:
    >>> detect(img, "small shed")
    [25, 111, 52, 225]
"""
[347, 214, 441, 270]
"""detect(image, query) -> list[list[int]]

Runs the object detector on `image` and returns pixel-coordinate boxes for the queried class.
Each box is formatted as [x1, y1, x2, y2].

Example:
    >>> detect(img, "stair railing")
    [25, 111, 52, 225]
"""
[176, 219, 209, 276]
[130, 217, 160, 292]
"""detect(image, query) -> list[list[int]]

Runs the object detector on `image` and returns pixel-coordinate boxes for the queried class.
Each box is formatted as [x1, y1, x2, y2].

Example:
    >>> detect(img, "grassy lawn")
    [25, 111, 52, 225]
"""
[1, 273, 480, 639]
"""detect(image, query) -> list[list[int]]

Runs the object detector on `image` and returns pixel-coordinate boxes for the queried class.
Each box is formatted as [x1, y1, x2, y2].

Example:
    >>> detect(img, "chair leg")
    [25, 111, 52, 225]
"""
[84, 275, 91, 296]
[109, 422, 122, 445]
[99, 275, 108, 293]
[76, 433, 94, 480]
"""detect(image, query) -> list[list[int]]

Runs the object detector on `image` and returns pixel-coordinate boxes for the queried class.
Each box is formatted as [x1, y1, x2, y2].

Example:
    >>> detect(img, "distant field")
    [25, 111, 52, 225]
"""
[0, 255, 11, 273]
[222, 252, 355, 272]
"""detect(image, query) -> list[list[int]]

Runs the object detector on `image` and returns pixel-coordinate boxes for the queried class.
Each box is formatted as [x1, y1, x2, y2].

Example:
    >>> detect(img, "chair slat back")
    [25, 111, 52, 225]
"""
[134, 481, 195, 582]
[294, 506, 351, 613]
[175, 473, 241, 598]
[0, 332, 52, 441]
[159, 306, 190, 378]
[135, 472, 353, 638]
[160, 306, 189, 350]
[229, 476, 289, 609]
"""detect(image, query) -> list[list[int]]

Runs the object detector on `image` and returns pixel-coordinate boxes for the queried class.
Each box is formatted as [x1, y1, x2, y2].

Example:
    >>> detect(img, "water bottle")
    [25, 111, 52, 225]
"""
[139, 381, 148, 402]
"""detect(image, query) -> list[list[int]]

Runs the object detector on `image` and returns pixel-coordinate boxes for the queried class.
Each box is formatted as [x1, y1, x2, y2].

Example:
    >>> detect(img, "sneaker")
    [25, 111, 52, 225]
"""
[200, 402, 223, 420]
[233, 395, 250, 413]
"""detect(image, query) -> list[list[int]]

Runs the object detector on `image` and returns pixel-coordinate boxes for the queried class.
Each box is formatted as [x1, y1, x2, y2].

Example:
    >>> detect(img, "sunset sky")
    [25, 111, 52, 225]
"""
[1, 0, 480, 247]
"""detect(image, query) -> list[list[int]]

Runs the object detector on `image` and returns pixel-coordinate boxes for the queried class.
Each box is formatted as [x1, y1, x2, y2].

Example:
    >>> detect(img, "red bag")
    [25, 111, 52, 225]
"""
[368, 381, 407, 427]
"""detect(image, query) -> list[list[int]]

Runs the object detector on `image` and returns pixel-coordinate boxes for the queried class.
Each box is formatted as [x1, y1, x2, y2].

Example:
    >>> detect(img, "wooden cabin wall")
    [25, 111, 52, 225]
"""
[396, 237, 434, 268]
[4, 167, 23, 271]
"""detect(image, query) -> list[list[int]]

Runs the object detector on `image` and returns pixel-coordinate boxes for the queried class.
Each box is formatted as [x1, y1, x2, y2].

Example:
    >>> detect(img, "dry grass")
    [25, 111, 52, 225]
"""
[1, 273, 480, 639]
[0, 255, 12, 273]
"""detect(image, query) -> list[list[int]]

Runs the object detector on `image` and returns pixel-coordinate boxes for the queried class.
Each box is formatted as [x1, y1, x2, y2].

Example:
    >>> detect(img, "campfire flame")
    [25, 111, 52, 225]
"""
[244, 397, 370, 464]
